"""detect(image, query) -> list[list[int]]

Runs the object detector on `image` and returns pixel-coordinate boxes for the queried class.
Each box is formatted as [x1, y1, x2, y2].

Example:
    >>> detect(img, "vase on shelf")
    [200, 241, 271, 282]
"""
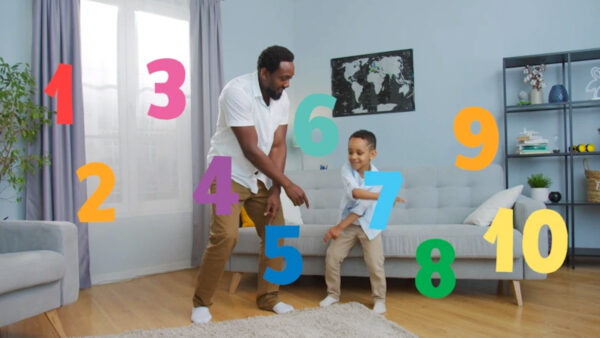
[530, 188, 549, 203]
[548, 84, 569, 103]
[530, 88, 544, 104]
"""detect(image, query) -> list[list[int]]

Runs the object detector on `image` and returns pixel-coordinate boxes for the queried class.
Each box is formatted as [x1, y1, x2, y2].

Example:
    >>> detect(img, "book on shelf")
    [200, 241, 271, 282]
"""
[518, 145, 548, 151]
[516, 149, 552, 155]
[519, 138, 549, 145]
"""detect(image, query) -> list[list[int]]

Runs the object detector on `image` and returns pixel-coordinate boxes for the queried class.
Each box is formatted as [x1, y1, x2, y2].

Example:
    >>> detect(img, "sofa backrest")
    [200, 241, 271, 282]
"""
[286, 163, 504, 226]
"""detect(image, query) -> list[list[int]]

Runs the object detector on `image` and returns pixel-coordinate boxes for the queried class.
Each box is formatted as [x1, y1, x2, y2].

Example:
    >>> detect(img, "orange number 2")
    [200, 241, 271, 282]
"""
[77, 162, 115, 222]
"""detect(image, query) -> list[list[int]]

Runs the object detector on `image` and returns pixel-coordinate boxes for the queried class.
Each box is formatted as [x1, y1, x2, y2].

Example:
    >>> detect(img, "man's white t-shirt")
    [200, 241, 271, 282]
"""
[207, 71, 289, 193]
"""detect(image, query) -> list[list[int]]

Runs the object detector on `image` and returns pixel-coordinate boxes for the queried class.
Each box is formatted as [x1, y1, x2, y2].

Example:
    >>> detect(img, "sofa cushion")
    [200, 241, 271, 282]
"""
[464, 185, 524, 226]
[0, 250, 65, 295]
[232, 224, 523, 259]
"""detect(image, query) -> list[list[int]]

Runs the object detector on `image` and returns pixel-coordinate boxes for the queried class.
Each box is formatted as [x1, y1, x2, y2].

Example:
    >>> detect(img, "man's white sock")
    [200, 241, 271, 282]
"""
[273, 301, 294, 314]
[373, 301, 386, 314]
[191, 306, 212, 324]
[319, 295, 339, 307]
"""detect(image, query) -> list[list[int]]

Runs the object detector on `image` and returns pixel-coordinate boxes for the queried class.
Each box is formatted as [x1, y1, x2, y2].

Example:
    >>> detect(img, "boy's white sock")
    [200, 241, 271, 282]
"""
[319, 295, 339, 307]
[273, 301, 294, 314]
[373, 301, 386, 314]
[191, 306, 212, 324]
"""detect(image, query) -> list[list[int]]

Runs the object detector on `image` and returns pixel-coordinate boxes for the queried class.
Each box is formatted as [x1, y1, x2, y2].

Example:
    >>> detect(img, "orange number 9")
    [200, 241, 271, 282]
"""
[454, 107, 499, 171]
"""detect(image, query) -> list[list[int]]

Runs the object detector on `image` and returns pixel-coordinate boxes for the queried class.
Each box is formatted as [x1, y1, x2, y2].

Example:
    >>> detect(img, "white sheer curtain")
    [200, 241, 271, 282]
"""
[81, 0, 192, 218]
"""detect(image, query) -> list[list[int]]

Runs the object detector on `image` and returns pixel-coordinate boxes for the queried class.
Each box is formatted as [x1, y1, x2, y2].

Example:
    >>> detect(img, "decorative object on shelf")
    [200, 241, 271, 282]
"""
[518, 91, 530, 105]
[585, 66, 600, 100]
[583, 158, 600, 203]
[527, 173, 551, 203]
[548, 84, 569, 103]
[571, 143, 596, 153]
[548, 191, 562, 203]
[523, 64, 546, 104]
[516, 129, 551, 154]
[549, 135, 560, 153]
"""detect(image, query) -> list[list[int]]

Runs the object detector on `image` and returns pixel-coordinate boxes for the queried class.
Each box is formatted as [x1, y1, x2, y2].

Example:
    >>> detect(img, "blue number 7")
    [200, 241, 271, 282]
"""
[365, 171, 403, 230]
[263, 225, 303, 285]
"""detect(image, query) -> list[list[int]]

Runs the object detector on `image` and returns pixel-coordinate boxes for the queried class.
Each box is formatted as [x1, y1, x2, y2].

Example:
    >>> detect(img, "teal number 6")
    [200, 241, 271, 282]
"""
[294, 94, 338, 156]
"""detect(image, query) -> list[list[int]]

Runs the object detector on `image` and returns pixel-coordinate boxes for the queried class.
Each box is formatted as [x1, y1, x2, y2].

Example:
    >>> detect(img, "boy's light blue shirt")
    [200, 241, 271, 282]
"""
[338, 162, 382, 240]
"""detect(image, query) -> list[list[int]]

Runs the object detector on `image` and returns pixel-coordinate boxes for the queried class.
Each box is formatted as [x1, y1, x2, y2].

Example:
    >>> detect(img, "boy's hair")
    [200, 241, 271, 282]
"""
[349, 129, 376, 150]
[257, 46, 295, 73]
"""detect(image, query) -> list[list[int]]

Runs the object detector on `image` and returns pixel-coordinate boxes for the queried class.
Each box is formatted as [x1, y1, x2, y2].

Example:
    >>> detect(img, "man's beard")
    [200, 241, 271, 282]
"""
[266, 87, 283, 100]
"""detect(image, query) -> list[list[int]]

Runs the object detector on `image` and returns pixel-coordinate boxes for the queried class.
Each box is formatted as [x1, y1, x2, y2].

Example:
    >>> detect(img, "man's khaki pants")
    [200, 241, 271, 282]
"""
[325, 225, 386, 302]
[193, 180, 284, 310]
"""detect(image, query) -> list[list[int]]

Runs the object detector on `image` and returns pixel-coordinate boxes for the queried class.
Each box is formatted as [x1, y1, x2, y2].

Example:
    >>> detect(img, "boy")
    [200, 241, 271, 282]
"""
[321, 130, 404, 314]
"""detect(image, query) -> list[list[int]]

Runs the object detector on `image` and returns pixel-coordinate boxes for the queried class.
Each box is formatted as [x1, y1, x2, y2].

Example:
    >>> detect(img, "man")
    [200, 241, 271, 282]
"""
[191, 46, 310, 324]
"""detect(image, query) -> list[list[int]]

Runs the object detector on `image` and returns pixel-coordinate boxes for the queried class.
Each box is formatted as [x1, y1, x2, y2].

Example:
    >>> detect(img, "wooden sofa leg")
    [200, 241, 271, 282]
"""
[511, 280, 523, 306]
[497, 280, 504, 295]
[229, 272, 242, 294]
[45, 309, 66, 337]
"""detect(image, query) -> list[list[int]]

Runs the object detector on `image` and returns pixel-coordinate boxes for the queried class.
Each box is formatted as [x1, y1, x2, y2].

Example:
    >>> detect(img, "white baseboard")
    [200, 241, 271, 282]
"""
[91, 260, 193, 285]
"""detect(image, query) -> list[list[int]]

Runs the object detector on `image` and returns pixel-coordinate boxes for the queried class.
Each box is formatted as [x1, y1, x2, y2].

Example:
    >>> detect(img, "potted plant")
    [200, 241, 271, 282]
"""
[527, 173, 551, 203]
[0, 57, 53, 204]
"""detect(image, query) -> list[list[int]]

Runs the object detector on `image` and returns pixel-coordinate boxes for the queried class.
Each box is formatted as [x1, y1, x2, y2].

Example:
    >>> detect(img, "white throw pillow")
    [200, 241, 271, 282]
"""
[280, 190, 304, 225]
[463, 185, 524, 226]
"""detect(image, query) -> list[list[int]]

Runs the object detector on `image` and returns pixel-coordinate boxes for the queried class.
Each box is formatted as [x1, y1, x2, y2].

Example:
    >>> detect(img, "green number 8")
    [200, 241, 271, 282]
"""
[415, 239, 456, 298]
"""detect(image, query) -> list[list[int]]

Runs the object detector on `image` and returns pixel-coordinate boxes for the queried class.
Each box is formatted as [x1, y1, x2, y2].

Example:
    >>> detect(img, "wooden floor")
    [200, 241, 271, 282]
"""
[2, 258, 599, 337]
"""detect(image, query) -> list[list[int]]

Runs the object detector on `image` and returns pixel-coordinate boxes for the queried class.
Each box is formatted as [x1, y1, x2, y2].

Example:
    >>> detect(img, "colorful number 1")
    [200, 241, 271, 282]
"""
[44, 63, 73, 125]
[483, 208, 567, 274]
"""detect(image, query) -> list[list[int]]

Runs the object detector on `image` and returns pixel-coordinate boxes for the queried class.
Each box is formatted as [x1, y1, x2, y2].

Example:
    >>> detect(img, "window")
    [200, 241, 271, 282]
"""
[81, 0, 192, 217]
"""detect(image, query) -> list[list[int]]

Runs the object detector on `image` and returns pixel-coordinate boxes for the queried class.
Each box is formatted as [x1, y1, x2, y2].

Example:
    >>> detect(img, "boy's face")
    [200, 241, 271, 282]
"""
[348, 137, 377, 173]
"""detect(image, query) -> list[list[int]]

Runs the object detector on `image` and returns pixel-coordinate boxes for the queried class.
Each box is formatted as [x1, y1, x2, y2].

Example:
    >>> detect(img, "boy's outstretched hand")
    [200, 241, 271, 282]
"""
[394, 196, 406, 206]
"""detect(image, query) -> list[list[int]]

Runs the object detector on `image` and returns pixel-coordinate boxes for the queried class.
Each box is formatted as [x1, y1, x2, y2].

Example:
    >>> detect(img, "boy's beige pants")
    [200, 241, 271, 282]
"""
[325, 225, 386, 302]
[193, 180, 284, 310]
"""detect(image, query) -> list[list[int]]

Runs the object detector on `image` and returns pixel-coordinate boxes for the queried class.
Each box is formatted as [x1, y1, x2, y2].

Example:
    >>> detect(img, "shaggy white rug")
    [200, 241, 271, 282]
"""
[95, 302, 417, 337]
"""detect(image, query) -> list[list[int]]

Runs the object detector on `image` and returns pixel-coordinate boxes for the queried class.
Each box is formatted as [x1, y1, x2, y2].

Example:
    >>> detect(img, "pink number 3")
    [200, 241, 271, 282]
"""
[146, 58, 186, 120]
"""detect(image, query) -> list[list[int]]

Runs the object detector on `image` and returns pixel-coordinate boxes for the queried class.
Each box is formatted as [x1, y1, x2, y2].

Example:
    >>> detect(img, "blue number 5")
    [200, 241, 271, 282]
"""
[365, 171, 404, 230]
[263, 226, 303, 285]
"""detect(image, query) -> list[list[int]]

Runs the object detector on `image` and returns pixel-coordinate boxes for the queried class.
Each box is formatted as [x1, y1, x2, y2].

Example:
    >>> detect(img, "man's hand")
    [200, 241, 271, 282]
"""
[323, 225, 343, 243]
[264, 190, 282, 224]
[283, 181, 310, 208]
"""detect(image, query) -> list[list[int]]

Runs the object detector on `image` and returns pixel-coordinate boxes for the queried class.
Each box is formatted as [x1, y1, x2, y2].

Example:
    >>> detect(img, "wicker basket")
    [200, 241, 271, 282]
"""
[584, 158, 600, 203]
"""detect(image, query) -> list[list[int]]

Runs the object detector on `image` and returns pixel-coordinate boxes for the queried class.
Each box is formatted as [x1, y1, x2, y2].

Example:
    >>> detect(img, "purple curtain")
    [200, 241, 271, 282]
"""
[27, 0, 91, 289]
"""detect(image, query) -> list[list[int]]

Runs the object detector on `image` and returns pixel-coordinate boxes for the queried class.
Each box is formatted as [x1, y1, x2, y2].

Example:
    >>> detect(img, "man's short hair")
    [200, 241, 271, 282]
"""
[350, 130, 377, 150]
[257, 46, 294, 73]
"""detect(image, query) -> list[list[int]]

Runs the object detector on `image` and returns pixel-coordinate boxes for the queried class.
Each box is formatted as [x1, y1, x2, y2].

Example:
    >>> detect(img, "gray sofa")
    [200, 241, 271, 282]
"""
[0, 220, 79, 328]
[226, 164, 547, 305]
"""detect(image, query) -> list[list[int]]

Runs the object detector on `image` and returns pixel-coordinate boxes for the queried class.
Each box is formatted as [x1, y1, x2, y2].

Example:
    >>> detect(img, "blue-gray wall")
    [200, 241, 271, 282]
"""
[284, 0, 600, 248]
[1, 0, 599, 249]
[0, 0, 32, 220]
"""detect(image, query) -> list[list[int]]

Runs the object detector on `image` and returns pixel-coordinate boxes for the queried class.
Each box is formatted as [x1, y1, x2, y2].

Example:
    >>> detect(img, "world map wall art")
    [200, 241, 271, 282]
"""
[331, 49, 415, 117]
